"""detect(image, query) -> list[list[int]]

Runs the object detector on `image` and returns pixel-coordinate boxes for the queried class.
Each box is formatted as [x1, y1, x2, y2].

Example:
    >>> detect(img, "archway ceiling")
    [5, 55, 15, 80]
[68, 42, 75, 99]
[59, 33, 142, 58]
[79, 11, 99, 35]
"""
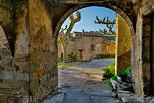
[47, 0, 140, 34]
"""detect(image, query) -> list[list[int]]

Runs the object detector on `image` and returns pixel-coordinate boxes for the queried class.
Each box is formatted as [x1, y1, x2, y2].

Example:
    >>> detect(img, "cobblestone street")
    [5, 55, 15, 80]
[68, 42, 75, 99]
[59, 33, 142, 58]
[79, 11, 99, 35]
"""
[43, 59, 119, 103]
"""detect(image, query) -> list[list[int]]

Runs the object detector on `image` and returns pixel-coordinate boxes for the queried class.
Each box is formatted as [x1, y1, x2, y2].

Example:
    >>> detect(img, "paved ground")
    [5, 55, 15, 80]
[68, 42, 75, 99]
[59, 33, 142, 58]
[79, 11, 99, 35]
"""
[43, 59, 119, 103]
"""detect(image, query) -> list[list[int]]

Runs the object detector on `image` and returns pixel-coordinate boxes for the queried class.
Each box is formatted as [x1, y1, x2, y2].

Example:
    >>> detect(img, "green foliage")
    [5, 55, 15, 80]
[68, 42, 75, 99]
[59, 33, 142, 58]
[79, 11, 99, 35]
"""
[117, 67, 132, 82]
[107, 80, 112, 86]
[68, 53, 78, 62]
[108, 62, 115, 67]
[102, 62, 132, 80]
[111, 75, 118, 81]
[103, 62, 115, 78]
[58, 62, 76, 68]
[117, 67, 132, 75]
[117, 70, 126, 75]
[125, 67, 132, 74]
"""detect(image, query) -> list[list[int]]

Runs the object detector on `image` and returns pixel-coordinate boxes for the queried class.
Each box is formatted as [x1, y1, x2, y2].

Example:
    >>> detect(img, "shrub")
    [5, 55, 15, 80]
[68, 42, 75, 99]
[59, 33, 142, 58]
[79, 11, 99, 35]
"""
[103, 62, 115, 78]
[68, 53, 78, 62]
[111, 75, 118, 81]
[125, 67, 132, 74]
[117, 67, 132, 75]
[117, 67, 132, 82]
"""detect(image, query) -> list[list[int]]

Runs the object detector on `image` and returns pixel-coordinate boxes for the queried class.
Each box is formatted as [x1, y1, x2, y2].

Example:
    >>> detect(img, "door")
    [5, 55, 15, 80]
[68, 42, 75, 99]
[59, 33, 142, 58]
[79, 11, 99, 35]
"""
[78, 50, 83, 60]
[151, 14, 154, 94]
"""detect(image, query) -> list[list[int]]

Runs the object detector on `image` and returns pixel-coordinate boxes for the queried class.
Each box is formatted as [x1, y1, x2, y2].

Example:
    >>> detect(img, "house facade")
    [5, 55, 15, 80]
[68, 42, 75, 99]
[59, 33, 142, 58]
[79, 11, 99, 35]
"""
[58, 32, 115, 61]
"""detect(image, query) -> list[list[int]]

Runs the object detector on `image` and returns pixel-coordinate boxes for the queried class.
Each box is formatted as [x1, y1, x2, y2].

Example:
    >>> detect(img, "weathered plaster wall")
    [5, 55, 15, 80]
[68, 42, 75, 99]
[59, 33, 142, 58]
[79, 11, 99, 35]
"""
[115, 14, 131, 71]
[101, 40, 115, 55]
[29, 0, 58, 102]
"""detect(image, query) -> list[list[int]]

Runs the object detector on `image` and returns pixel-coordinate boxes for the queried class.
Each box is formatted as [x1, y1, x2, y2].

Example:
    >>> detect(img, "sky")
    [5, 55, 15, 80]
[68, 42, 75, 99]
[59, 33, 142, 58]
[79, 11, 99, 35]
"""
[62, 6, 116, 33]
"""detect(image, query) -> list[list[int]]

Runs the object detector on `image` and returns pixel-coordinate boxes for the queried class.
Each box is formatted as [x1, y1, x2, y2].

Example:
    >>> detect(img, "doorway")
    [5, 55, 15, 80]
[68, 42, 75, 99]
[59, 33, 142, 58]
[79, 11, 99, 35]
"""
[78, 49, 83, 60]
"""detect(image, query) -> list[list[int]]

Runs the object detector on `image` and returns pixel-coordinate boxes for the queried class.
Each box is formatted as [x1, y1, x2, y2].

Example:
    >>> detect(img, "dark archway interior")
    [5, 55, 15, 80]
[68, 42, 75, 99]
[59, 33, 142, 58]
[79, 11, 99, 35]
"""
[151, 13, 154, 95]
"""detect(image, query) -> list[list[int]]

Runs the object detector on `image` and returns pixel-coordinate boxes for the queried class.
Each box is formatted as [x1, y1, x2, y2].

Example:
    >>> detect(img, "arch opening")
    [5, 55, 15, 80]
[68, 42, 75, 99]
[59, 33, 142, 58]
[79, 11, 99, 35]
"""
[56, 5, 134, 101]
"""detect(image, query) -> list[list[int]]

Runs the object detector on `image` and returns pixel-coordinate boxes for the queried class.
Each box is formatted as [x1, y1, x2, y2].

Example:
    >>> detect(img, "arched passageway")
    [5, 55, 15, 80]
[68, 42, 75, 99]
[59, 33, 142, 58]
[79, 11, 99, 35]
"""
[0, 0, 154, 103]
[56, 6, 118, 103]
[53, 1, 139, 100]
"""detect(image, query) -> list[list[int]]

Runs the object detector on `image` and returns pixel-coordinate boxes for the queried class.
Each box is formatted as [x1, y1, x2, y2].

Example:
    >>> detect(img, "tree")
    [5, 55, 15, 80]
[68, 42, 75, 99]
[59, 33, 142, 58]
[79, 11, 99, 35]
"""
[58, 11, 81, 62]
[95, 16, 116, 37]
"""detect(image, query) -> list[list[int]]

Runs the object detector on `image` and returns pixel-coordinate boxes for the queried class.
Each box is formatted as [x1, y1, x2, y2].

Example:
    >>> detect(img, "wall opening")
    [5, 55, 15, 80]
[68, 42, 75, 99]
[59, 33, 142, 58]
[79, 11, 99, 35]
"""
[56, 6, 133, 99]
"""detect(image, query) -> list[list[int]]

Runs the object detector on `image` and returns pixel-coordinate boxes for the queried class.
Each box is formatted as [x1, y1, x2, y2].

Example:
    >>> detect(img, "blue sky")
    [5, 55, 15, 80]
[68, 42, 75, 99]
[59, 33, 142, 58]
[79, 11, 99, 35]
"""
[62, 6, 116, 33]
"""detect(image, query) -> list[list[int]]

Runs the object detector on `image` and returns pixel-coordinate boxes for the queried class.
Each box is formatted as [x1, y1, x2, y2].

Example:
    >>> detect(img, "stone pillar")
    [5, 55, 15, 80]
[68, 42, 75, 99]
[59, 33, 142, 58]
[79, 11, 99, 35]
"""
[115, 14, 131, 74]
[29, 0, 58, 102]
[131, 13, 144, 102]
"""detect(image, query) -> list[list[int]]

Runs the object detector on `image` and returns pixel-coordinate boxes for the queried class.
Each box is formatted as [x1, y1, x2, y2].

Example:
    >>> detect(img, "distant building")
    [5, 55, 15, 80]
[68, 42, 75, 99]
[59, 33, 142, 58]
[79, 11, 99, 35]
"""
[58, 31, 115, 61]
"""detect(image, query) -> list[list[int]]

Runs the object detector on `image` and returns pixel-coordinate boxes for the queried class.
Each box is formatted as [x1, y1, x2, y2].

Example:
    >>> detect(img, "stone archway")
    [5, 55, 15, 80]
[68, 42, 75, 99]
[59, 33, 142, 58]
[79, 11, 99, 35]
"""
[52, 2, 144, 101]
[1, 0, 150, 103]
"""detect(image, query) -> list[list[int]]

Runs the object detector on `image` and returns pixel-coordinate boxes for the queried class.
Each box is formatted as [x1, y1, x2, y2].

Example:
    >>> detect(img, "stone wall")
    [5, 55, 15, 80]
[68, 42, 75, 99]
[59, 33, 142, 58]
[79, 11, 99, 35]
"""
[131, 0, 154, 101]
[29, 0, 58, 102]
[62, 36, 115, 61]
[115, 14, 131, 71]
[0, 0, 30, 103]
[66, 36, 105, 61]
[0, 0, 15, 54]
[0, 0, 29, 103]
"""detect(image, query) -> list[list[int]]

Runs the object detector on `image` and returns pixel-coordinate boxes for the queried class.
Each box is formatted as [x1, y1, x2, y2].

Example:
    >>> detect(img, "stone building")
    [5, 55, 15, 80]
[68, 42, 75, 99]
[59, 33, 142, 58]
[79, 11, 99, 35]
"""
[0, 0, 154, 102]
[58, 31, 115, 61]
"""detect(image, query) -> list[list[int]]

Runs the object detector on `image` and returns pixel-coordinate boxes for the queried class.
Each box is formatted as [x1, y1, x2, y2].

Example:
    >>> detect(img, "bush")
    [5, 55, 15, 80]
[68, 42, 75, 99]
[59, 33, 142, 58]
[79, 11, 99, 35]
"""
[117, 67, 132, 82]
[103, 62, 115, 78]
[117, 67, 132, 75]
[125, 67, 132, 74]
[68, 53, 78, 62]
[111, 75, 118, 81]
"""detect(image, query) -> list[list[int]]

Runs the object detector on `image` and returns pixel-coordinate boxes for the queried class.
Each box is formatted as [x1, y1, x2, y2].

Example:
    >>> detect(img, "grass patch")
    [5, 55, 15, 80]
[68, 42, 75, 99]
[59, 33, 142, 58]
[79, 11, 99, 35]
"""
[58, 62, 76, 68]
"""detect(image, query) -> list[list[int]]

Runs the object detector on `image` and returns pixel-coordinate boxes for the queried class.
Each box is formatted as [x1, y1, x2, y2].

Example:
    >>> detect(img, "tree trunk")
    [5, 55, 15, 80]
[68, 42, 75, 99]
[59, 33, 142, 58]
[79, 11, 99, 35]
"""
[63, 44, 68, 62]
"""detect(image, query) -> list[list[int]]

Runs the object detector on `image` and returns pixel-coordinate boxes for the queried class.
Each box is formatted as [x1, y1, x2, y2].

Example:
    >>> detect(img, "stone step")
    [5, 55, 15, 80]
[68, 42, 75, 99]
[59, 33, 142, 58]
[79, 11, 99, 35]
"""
[117, 91, 142, 103]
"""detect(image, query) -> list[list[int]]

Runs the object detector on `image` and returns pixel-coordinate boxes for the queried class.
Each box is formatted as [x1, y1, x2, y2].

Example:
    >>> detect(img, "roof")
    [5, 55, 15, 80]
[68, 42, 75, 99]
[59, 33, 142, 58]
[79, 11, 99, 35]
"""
[104, 36, 116, 41]
[73, 32, 104, 37]
[73, 31, 116, 41]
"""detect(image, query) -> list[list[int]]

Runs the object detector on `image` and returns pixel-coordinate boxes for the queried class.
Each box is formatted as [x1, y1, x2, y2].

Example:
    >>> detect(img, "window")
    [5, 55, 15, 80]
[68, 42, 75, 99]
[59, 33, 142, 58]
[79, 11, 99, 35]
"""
[91, 44, 95, 51]
[107, 45, 109, 50]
